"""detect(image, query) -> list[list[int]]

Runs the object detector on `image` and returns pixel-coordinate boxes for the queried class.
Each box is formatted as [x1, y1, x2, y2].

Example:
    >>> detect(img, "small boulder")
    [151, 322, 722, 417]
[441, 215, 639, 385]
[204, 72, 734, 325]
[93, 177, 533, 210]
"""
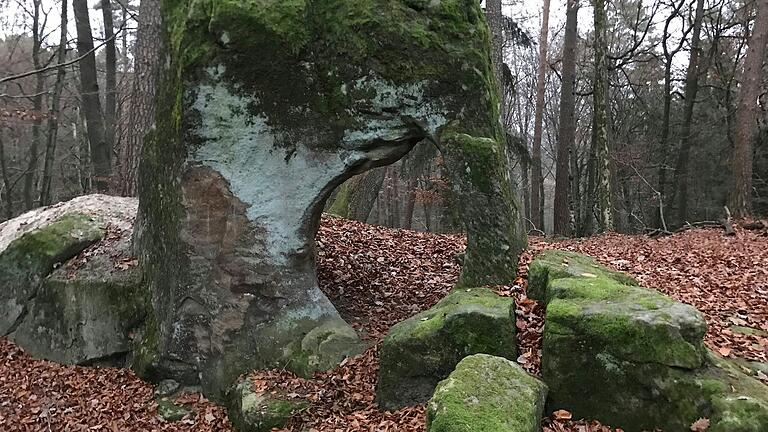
[427, 354, 547, 432]
[156, 398, 191, 422]
[227, 377, 307, 432]
[377, 288, 516, 410]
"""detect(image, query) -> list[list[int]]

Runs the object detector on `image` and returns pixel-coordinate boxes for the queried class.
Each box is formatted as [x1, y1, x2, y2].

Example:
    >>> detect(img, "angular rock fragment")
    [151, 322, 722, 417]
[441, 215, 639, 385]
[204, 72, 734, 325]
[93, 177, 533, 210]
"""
[377, 288, 516, 409]
[227, 377, 307, 432]
[427, 354, 547, 432]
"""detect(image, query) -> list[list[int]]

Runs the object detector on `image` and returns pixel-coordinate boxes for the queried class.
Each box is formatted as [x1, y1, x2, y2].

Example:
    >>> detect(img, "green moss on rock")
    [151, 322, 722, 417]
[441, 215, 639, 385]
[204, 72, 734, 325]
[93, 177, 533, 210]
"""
[377, 288, 516, 410]
[527, 250, 637, 302]
[157, 398, 191, 422]
[227, 377, 307, 432]
[427, 354, 547, 432]
[538, 251, 768, 432]
[0, 213, 104, 335]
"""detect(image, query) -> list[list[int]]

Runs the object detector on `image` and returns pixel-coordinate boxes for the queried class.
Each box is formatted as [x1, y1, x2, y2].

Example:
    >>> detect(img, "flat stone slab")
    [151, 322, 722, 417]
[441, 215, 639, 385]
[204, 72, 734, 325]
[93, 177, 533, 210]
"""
[377, 288, 516, 410]
[427, 354, 547, 432]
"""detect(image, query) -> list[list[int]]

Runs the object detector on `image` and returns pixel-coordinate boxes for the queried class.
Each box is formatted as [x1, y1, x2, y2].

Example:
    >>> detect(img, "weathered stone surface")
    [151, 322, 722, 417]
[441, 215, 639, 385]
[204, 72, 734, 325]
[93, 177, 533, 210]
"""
[427, 354, 547, 432]
[0, 195, 142, 366]
[136, 0, 525, 397]
[157, 398, 191, 422]
[537, 250, 768, 432]
[11, 232, 143, 365]
[0, 213, 104, 335]
[227, 377, 307, 432]
[377, 288, 516, 410]
[527, 250, 637, 302]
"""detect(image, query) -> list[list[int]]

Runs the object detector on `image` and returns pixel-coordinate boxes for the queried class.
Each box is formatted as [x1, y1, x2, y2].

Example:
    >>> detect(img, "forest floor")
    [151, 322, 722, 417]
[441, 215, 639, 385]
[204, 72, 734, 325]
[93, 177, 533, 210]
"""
[1, 216, 767, 431]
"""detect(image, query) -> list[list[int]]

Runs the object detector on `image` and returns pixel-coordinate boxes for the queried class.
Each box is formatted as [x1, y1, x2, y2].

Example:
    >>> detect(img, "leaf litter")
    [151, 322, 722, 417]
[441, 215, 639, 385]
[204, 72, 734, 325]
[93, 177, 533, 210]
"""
[1, 217, 765, 431]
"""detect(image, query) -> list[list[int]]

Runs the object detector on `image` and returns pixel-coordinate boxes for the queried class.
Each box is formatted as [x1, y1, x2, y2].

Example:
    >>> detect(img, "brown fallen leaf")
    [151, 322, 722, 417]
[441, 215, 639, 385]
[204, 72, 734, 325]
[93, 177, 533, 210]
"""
[552, 409, 573, 420]
[690, 417, 710, 431]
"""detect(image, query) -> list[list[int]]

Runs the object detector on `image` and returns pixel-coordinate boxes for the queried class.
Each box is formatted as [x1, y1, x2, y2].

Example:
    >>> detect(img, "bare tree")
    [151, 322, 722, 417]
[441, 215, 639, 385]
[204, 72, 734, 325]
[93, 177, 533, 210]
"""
[100, 0, 117, 161]
[729, 0, 768, 217]
[553, 0, 579, 236]
[593, 0, 614, 231]
[673, 0, 706, 223]
[530, 0, 551, 232]
[73, 0, 110, 192]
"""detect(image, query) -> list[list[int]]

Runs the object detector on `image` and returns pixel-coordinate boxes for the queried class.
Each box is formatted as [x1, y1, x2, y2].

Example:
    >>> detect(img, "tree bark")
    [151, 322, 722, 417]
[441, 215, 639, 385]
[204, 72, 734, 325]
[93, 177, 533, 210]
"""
[23, 0, 45, 210]
[101, 0, 117, 164]
[120, 0, 161, 196]
[553, 0, 579, 236]
[531, 0, 551, 233]
[673, 0, 705, 223]
[40, 0, 69, 206]
[729, 0, 768, 217]
[73, 0, 110, 192]
[593, 0, 613, 231]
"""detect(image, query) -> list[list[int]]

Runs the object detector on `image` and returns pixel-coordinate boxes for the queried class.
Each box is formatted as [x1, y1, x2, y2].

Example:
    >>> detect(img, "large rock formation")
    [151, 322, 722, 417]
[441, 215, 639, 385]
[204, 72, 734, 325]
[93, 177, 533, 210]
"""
[427, 354, 547, 432]
[135, 0, 525, 396]
[377, 288, 516, 409]
[533, 251, 768, 432]
[0, 195, 142, 366]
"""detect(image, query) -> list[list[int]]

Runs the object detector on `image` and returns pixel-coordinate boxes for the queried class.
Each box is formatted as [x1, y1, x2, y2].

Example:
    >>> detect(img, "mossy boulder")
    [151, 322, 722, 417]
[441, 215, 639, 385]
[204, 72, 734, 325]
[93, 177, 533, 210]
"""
[536, 250, 768, 432]
[427, 354, 547, 432]
[156, 398, 191, 422]
[10, 233, 143, 366]
[226, 377, 307, 432]
[377, 288, 516, 410]
[527, 250, 637, 302]
[0, 213, 104, 335]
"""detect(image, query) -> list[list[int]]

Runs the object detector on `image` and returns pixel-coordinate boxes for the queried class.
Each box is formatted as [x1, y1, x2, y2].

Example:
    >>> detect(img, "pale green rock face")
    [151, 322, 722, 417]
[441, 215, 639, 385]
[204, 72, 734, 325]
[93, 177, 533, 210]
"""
[136, 0, 525, 399]
[535, 250, 768, 432]
[427, 354, 547, 432]
[377, 288, 516, 409]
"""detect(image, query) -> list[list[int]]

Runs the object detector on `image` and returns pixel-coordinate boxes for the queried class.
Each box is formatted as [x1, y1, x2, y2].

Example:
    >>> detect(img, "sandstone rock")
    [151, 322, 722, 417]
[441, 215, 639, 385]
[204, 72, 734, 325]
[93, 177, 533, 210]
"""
[227, 377, 307, 432]
[136, 0, 525, 398]
[527, 250, 637, 302]
[0, 195, 143, 366]
[536, 251, 768, 432]
[427, 354, 547, 432]
[377, 288, 516, 409]
[156, 398, 191, 422]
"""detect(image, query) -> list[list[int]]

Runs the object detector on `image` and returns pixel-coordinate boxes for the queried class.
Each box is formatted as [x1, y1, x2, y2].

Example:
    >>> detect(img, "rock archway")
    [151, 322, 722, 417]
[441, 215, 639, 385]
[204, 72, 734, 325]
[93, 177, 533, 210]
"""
[134, 0, 525, 397]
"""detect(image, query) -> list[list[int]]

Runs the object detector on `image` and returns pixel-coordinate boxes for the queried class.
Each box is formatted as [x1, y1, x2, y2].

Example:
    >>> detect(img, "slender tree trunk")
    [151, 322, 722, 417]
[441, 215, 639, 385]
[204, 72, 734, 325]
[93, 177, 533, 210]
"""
[673, 0, 705, 223]
[73, 0, 110, 192]
[0, 132, 13, 219]
[730, 0, 768, 217]
[486, 0, 506, 118]
[120, 0, 161, 195]
[592, 0, 613, 231]
[102, 0, 117, 163]
[403, 177, 417, 229]
[553, 0, 578, 236]
[530, 0, 551, 233]
[24, 0, 44, 210]
[40, 0, 69, 206]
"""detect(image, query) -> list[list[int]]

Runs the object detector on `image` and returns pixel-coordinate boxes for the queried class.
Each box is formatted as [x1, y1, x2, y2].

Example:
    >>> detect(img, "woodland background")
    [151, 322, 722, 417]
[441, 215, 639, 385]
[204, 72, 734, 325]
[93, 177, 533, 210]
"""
[0, 0, 766, 236]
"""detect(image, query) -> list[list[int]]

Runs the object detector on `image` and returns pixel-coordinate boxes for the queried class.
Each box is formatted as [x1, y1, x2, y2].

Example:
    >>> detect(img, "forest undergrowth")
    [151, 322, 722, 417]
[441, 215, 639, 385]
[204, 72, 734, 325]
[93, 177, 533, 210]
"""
[1, 216, 766, 431]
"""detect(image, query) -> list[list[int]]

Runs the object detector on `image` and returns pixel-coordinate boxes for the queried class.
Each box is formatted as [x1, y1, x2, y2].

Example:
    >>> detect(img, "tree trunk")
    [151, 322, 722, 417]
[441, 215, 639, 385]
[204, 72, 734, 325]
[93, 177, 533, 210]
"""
[729, 0, 768, 217]
[40, 0, 69, 206]
[0, 132, 12, 219]
[101, 0, 117, 165]
[73, 0, 110, 192]
[530, 0, 551, 233]
[673, 0, 705, 223]
[592, 0, 613, 231]
[120, 0, 161, 196]
[23, 0, 44, 210]
[553, 0, 578, 236]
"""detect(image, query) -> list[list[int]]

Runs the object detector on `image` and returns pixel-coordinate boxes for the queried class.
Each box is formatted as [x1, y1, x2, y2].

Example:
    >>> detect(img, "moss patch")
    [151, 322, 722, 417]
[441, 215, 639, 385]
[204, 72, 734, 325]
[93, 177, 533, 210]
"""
[377, 288, 516, 410]
[427, 354, 547, 432]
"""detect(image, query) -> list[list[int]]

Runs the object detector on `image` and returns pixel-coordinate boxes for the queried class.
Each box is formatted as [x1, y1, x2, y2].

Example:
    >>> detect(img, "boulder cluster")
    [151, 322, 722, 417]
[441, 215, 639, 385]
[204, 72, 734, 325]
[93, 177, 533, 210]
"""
[2, 203, 768, 431]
